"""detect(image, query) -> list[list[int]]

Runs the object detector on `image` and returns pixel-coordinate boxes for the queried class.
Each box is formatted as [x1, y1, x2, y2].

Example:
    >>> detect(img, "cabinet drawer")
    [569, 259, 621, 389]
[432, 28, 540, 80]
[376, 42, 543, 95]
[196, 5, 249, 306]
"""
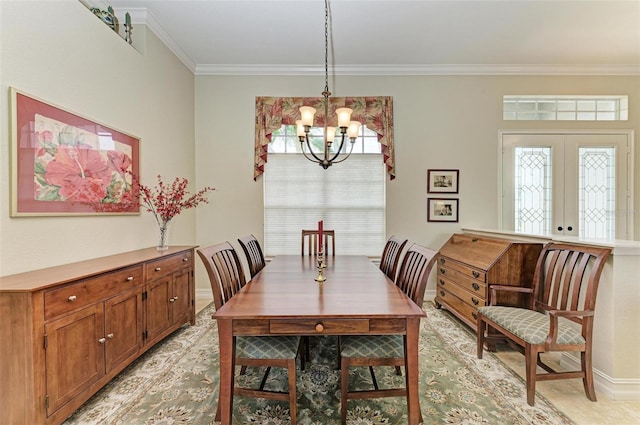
[436, 289, 480, 328]
[437, 276, 485, 309]
[270, 319, 369, 335]
[436, 271, 486, 297]
[145, 251, 192, 281]
[44, 265, 143, 320]
[437, 256, 486, 282]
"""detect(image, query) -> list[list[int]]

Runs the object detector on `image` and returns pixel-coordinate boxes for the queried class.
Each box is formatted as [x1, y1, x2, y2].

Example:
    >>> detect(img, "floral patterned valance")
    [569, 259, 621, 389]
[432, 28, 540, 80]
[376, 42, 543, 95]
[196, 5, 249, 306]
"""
[254, 96, 395, 180]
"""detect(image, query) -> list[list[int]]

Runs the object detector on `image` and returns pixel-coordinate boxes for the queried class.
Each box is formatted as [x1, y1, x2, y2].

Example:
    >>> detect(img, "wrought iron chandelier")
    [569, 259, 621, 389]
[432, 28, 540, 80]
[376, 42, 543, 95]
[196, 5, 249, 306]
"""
[296, 0, 361, 169]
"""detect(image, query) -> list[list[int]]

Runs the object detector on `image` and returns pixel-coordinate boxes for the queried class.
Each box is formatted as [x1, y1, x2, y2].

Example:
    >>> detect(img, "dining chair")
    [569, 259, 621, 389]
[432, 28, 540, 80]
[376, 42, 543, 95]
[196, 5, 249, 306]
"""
[339, 243, 437, 424]
[379, 235, 408, 281]
[237, 234, 266, 278]
[301, 229, 335, 256]
[197, 242, 302, 424]
[477, 243, 611, 406]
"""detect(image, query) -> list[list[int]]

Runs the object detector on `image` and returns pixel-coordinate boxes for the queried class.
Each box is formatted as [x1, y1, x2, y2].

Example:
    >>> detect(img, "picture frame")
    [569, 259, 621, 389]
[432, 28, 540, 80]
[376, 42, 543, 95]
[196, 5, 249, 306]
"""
[427, 169, 459, 193]
[10, 87, 140, 216]
[427, 198, 459, 222]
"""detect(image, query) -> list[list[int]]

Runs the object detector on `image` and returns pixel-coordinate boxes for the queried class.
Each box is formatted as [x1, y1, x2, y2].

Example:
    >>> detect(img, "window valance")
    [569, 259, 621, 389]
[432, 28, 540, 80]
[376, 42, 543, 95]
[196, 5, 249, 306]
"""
[254, 96, 395, 180]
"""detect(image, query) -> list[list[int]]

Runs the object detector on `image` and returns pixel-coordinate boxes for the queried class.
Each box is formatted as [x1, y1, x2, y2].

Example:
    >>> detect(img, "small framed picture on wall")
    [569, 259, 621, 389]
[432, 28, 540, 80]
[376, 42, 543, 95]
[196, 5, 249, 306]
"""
[427, 169, 459, 193]
[427, 198, 459, 222]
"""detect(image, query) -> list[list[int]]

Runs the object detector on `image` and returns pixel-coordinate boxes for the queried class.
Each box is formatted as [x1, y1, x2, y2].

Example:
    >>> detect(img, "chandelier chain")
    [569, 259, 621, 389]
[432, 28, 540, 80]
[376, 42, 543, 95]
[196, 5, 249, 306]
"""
[324, 0, 329, 94]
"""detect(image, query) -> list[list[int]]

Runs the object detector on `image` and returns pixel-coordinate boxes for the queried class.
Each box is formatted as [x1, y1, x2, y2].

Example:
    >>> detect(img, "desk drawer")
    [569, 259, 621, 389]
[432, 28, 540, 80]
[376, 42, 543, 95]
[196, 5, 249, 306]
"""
[437, 256, 486, 282]
[270, 319, 369, 335]
[437, 276, 485, 308]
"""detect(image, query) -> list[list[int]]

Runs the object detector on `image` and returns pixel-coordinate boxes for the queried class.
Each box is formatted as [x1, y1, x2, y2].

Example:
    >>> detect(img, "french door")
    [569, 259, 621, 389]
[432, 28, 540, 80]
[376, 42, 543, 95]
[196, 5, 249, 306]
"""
[501, 131, 633, 240]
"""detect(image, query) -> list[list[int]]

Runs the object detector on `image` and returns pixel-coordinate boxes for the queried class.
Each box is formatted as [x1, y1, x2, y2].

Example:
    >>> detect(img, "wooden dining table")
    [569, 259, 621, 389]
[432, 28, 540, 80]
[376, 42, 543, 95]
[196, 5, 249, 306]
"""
[213, 254, 426, 424]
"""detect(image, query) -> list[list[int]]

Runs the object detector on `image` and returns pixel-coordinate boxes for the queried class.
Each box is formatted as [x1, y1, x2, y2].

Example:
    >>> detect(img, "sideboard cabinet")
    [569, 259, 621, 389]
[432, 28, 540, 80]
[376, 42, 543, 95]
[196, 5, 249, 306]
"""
[434, 234, 542, 335]
[0, 246, 196, 425]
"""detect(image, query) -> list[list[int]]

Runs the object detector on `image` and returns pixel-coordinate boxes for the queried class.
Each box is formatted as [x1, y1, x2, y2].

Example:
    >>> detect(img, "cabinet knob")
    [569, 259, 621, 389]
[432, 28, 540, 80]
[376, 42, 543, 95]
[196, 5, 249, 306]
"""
[173, 296, 179, 300]
[472, 283, 480, 291]
[155, 267, 162, 271]
[439, 290, 445, 297]
[472, 312, 478, 320]
[315, 323, 324, 333]
[439, 268, 446, 274]
[169, 297, 175, 303]
[126, 276, 134, 281]
[439, 279, 445, 286]
[107, 333, 114, 339]
[471, 297, 479, 306]
[439, 258, 445, 264]
[567, 226, 573, 231]
[472, 271, 480, 278]
[98, 338, 106, 344]
[182, 257, 188, 262]
[68, 295, 77, 302]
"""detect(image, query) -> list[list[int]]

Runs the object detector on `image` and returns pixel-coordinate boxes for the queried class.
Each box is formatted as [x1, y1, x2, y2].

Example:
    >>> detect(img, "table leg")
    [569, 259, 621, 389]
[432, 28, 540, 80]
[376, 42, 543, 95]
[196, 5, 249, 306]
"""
[217, 319, 234, 425]
[405, 318, 421, 425]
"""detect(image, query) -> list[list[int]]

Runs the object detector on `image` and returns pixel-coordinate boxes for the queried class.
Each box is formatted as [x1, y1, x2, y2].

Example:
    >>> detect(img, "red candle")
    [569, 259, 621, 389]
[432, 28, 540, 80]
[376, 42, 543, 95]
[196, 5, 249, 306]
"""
[318, 220, 323, 253]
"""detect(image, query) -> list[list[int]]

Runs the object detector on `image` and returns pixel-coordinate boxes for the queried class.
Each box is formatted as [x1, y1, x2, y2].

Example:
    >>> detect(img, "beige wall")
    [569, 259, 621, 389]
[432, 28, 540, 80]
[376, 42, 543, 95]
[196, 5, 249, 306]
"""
[194, 74, 639, 293]
[0, 1, 196, 276]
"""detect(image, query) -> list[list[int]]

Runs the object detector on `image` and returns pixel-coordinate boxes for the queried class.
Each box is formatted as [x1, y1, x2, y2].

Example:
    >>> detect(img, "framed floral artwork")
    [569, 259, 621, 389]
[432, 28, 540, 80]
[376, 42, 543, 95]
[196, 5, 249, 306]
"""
[10, 87, 140, 216]
[427, 169, 459, 193]
[427, 198, 459, 222]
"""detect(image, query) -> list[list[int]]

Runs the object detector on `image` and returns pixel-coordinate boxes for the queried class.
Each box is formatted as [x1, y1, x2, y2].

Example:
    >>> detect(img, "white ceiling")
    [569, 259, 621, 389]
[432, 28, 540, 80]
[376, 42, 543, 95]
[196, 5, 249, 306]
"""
[92, 0, 639, 75]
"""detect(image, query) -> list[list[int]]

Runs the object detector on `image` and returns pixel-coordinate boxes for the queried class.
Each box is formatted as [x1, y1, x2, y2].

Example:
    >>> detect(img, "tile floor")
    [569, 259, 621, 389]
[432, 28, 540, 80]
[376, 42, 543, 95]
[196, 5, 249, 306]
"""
[195, 298, 640, 425]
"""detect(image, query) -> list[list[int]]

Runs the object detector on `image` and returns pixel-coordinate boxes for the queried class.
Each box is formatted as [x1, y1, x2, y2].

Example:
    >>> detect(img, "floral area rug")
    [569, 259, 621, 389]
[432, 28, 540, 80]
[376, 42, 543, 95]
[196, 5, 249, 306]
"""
[63, 302, 573, 425]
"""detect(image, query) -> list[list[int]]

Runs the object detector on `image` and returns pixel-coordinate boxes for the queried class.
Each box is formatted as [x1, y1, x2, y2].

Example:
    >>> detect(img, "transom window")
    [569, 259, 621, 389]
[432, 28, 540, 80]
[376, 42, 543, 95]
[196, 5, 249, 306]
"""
[503, 95, 628, 121]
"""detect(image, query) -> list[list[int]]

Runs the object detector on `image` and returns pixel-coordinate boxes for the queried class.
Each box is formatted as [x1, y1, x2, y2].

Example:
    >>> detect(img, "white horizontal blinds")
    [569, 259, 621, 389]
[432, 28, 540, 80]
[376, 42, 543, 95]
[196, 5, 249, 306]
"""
[264, 154, 385, 256]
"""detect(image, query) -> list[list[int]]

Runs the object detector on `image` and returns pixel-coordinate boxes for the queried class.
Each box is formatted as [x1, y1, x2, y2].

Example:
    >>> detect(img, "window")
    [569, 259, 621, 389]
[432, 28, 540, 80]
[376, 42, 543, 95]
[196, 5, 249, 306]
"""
[501, 131, 633, 240]
[503, 96, 628, 121]
[264, 125, 385, 256]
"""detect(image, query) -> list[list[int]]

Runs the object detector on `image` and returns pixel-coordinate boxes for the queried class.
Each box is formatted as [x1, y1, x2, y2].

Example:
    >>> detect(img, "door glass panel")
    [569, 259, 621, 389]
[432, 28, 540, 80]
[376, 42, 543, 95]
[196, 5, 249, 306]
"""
[579, 147, 615, 239]
[514, 147, 552, 234]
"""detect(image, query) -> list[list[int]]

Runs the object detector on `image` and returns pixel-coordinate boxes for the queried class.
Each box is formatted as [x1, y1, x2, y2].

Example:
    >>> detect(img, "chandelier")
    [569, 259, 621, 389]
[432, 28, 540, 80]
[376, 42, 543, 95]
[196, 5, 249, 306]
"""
[296, 0, 361, 169]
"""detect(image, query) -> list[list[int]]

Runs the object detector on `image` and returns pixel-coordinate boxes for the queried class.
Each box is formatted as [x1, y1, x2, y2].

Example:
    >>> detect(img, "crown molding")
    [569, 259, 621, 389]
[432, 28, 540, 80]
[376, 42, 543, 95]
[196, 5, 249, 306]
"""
[195, 64, 640, 76]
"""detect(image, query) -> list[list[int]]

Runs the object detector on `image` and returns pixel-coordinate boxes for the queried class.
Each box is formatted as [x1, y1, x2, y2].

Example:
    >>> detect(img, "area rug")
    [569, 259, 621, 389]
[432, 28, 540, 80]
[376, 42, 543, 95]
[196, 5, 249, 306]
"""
[63, 302, 573, 425]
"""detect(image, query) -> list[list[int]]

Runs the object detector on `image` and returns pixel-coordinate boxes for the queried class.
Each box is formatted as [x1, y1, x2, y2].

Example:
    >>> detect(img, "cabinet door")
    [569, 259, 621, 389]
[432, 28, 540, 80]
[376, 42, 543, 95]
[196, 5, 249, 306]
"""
[145, 276, 172, 343]
[105, 289, 143, 373]
[171, 268, 192, 326]
[45, 304, 105, 415]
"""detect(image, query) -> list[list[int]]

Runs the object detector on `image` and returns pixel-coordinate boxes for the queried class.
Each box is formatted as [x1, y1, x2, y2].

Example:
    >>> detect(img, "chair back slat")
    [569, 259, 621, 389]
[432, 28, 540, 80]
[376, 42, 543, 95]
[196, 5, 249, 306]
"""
[301, 229, 335, 256]
[379, 235, 408, 281]
[533, 243, 610, 325]
[395, 244, 437, 306]
[238, 234, 266, 278]
[197, 242, 247, 310]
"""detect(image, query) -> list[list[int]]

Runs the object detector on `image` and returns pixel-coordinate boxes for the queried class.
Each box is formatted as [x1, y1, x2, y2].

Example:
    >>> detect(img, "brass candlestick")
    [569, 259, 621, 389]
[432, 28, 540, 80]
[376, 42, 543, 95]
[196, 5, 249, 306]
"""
[314, 249, 326, 282]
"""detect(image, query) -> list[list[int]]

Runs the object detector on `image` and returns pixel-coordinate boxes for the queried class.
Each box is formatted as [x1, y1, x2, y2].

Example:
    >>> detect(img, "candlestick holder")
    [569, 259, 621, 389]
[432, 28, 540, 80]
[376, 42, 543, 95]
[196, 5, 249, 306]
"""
[315, 249, 326, 282]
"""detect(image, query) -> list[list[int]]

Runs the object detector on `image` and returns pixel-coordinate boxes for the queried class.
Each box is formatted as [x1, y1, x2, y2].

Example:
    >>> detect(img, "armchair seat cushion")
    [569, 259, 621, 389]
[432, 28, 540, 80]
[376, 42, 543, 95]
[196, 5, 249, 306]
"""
[478, 306, 585, 345]
[340, 335, 404, 358]
[236, 336, 301, 359]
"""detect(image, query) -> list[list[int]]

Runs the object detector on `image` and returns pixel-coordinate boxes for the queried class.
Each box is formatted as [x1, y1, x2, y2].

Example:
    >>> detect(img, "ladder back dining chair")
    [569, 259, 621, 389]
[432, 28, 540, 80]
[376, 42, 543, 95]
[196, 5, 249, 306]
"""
[301, 229, 335, 256]
[379, 235, 408, 281]
[476, 243, 611, 406]
[197, 242, 303, 424]
[339, 243, 437, 424]
[237, 234, 266, 278]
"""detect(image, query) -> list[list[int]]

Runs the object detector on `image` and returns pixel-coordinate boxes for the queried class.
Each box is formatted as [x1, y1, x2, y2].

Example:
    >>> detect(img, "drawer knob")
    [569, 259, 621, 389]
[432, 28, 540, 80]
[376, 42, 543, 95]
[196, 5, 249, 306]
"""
[315, 323, 324, 333]
[472, 311, 478, 320]
[439, 290, 445, 297]
[439, 268, 446, 274]
[472, 283, 480, 291]
[68, 295, 77, 302]
[98, 338, 106, 344]
[182, 257, 188, 262]
[471, 297, 479, 305]
[126, 276, 134, 281]
[155, 267, 162, 271]
[439, 279, 445, 286]
[107, 333, 114, 339]
[472, 271, 480, 278]
[439, 258, 445, 264]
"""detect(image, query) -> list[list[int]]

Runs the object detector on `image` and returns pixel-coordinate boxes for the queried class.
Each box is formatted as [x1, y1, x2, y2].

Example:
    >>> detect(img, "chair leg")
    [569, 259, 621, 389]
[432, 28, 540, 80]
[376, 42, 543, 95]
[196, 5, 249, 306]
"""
[582, 349, 597, 402]
[215, 392, 221, 421]
[525, 344, 537, 406]
[288, 358, 297, 425]
[477, 315, 485, 359]
[340, 357, 349, 425]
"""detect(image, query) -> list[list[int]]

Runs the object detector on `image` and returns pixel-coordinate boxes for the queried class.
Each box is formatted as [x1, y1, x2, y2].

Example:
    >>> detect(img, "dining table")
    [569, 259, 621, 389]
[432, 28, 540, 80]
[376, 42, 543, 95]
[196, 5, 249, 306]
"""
[213, 254, 426, 424]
